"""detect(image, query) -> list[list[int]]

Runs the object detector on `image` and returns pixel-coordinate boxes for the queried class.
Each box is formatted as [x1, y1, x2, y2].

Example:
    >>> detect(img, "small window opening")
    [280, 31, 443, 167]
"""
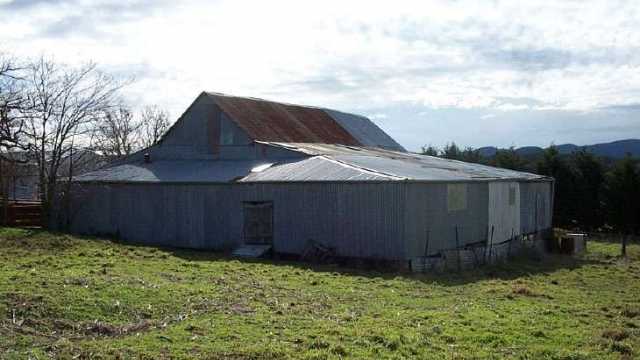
[447, 183, 467, 212]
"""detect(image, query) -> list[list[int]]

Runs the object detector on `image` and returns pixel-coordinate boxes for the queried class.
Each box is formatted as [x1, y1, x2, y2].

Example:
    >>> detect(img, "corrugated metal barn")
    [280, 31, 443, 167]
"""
[63, 92, 553, 270]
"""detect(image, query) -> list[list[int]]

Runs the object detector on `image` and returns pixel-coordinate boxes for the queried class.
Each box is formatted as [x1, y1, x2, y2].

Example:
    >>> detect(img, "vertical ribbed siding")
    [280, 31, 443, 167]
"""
[68, 182, 408, 260]
[488, 182, 521, 246]
[403, 183, 489, 258]
[161, 95, 219, 154]
[67, 179, 552, 262]
[519, 181, 553, 234]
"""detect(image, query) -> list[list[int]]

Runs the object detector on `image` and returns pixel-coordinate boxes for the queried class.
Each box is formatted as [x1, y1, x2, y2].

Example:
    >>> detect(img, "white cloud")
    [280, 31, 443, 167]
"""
[368, 113, 388, 120]
[1, 0, 639, 148]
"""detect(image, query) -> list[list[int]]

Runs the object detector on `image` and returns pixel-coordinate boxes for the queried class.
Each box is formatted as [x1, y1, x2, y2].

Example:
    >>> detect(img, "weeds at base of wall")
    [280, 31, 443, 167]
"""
[410, 230, 550, 273]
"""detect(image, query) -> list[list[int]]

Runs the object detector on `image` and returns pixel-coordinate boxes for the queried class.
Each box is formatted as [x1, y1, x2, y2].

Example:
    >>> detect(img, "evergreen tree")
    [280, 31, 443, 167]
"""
[571, 149, 605, 230]
[603, 154, 639, 256]
[441, 142, 462, 160]
[493, 147, 526, 171]
[461, 147, 482, 164]
[537, 145, 577, 227]
[421, 145, 440, 156]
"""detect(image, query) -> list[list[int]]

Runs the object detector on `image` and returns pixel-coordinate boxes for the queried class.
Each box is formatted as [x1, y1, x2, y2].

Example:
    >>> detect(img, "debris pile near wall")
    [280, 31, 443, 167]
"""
[1, 200, 42, 227]
[410, 230, 549, 272]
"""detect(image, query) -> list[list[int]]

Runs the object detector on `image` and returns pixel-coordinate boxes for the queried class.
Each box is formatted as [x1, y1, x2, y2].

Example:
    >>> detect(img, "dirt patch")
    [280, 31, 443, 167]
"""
[4, 292, 57, 323]
[512, 285, 536, 296]
[602, 328, 629, 342]
[64, 277, 91, 287]
[621, 307, 639, 318]
[509, 285, 553, 299]
[610, 341, 633, 355]
[229, 304, 254, 315]
[3, 292, 158, 340]
[85, 320, 154, 336]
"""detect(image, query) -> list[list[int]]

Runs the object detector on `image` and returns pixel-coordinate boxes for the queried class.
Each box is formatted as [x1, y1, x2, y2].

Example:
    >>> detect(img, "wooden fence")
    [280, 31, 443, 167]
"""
[0, 200, 43, 227]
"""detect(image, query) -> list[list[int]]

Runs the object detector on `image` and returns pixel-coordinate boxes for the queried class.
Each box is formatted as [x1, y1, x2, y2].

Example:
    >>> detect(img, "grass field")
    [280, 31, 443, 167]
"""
[0, 228, 639, 359]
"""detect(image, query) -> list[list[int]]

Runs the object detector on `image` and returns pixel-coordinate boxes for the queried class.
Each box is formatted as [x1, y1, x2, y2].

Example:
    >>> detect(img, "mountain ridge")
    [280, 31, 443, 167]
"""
[477, 139, 640, 159]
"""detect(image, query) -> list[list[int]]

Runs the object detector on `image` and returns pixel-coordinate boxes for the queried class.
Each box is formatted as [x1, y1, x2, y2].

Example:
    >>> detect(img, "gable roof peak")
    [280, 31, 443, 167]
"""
[203, 92, 406, 151]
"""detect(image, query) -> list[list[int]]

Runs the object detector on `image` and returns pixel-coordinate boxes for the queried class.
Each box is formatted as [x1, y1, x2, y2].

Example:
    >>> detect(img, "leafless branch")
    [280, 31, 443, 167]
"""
[0, 52, 28, 153]
[20, 56, 127, 222]
[91, 106, 141, 158]
[139, 105, 170, 149]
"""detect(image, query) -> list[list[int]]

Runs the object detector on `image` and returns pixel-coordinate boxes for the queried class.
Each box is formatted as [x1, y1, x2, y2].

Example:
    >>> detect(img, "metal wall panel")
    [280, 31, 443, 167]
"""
[66, 179, 552, 262]
[488, 182, 521, 245]
[219, 111, 252, 146]
[161, 95, 219, 154]
[218, 142, 305, 161]
[151, 96, 257, 160]
[404, 182, 489, 258]
[68, 182, 408, 260]
[519, 181, 553, 234]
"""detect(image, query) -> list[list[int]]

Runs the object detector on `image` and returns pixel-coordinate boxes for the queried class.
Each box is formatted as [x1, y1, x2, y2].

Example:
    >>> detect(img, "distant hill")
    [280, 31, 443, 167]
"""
[477, 139, 640, 159]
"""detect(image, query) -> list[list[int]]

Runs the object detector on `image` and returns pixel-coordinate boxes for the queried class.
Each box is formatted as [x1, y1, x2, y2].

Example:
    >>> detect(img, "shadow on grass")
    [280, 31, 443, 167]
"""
[164, 245, 608, 287]
[0, 227, 618, 287]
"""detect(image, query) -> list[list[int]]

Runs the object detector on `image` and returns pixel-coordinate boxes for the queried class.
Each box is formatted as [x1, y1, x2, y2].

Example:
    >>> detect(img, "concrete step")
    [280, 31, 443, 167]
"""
[231, 244, 272, 258]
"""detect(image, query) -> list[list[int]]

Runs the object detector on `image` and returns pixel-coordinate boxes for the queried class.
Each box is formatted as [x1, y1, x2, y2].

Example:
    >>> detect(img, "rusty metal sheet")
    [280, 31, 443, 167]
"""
[207, 93, 361, 145]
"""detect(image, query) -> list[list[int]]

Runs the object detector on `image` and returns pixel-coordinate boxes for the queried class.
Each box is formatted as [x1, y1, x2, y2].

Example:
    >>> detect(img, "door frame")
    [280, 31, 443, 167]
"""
[242, 201, 274, 245]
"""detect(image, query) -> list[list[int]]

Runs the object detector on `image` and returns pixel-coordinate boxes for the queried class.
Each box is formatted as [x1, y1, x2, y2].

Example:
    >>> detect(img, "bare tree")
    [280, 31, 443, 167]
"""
[0, 53, 28, 224]
[92, 106, 141, 158]
[91, 104, 170, 159]
[0, 53, 27, 154]
[22, 56, 125, 224]
[138, 105, 170, 149]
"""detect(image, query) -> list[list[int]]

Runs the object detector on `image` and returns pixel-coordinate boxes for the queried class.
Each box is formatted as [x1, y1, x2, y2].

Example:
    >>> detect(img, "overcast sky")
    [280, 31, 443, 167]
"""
[1, 0, 639, 151]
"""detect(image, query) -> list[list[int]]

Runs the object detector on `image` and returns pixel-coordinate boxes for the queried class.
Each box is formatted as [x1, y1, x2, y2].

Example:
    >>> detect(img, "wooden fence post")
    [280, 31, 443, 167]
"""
[455, 226, 461, 271]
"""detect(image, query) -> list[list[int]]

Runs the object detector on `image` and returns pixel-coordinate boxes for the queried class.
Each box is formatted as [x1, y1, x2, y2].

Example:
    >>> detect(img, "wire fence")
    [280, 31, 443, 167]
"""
[411, 226, 549, 272]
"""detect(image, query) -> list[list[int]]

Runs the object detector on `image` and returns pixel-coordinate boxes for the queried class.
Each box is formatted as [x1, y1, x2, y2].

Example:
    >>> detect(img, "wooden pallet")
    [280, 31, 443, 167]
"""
[1, 201, 43, 227]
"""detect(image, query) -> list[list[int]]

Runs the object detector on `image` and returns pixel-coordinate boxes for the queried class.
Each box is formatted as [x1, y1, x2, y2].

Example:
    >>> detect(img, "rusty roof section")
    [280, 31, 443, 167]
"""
[206, 92, 361, 146]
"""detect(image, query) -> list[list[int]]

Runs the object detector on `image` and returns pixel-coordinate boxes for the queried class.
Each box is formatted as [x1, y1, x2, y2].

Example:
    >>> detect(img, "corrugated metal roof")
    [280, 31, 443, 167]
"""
[74, 160, 265, 183]
[335, 155, 542, 181]
[239, 156, 398, 182]
[206, 93, 361, 146]
[75, 143, 550, 184]
[75, 157, 397, 184]
[258, 142, 550, 182]
[324, 109, 406, 152]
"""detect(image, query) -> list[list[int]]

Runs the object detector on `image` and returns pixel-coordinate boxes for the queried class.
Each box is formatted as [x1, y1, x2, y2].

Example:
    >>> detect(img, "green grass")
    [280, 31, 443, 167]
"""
[0, 228, 639, 359]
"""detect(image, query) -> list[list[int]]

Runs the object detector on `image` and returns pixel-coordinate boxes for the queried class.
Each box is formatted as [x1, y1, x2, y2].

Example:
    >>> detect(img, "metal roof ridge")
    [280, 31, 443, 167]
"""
[255, 141, 412, 158]
[317, 155, 406, 180]
[203, 91, 365, 118]
[253, 141, 322, 156]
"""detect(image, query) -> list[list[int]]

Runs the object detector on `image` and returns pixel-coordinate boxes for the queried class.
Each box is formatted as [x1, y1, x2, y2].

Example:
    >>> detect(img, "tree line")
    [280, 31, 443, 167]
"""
[422, 143, 640, 236]
[0, 52, 171, 224]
